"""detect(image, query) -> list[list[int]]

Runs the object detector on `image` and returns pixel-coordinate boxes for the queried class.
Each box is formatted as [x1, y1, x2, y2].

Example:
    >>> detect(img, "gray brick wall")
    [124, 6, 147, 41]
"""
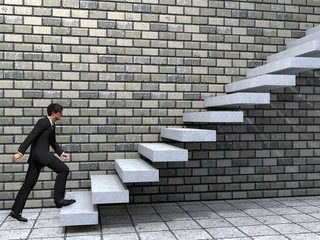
[1, 0, 320, 209]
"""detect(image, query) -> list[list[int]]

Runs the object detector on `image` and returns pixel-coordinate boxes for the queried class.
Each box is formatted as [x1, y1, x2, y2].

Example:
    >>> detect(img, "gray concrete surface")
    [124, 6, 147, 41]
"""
[2, 196, 320, 239]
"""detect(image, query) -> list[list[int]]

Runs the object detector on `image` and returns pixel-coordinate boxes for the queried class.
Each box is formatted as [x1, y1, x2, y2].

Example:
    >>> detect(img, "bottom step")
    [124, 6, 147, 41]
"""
[60, 191, 98, 227]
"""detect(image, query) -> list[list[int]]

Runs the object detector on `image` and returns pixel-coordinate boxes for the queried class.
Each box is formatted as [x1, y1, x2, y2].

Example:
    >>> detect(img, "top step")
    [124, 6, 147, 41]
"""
[306, 25, 320, 36]
[287, 31, 320, 49]
[246, 57, 320, 78]
[267, 40, 320, 63]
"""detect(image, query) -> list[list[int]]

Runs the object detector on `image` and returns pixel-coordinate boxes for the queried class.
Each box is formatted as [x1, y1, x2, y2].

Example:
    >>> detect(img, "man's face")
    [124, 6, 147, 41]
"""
[52, 111, 62, 120]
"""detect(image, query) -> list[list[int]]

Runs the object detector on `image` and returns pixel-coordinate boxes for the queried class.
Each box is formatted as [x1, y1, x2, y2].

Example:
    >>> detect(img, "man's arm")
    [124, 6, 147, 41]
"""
[18, 119, 46, 155]
[13, 119, 46, 162]
[51, 125, 69, 160]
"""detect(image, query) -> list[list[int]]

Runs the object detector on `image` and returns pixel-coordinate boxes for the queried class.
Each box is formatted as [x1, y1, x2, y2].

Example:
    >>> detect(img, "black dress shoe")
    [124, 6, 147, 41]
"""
[9, 211, 28, 222]
[56, 199, 76, 208]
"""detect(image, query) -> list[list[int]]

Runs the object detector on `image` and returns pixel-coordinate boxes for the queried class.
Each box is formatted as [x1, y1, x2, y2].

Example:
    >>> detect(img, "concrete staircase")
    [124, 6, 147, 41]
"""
[60, 25, 320, 226]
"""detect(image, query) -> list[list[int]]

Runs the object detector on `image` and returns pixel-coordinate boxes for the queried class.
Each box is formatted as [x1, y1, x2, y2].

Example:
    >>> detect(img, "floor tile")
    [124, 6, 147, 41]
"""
[206, 226, 247, 239]
[29, 227, 65, 238]
[34, 218, 61, 228]
[178, 203, 211, 212]
[243, 208, 275, 217]
[252, 236, 289, 240]
[299, 221, 320, 232]
[0, 219, 35, 230]
[205, 203, 238, 211]
[197, 217, 232, 228]
[268, 207, 301, 215]
[153, 205, 184, 214]
[131, 214, 163, 223]
[293, 206, 320, 214]
[101, 215, 132, 225]
[282, 213, 318, 223]
[127, 206, 157, 215]
[102, 223, 135, 235]
[166, 219, 201, 230]
[37, 211, 60, 220]
[66, 225, 100, 236]
[99, 208, 129, 216]
[138, 231, 177, 240]
[285, 233, 320, 240]
[103, 233, 139, 240]
[0, 229, 31, 239]
[159, 212, 192, 221]
[172, 229, 212, 240]
[269, 223, 310, 234]
[255, 215, 291, 225]
[226, 216, 262, 226]
[66, 236, 101, 240]
[238, 225, 278, 237]
[188, 211, 220, 219]
[134, 221, 168, 232]
[216, 209, 248, 218]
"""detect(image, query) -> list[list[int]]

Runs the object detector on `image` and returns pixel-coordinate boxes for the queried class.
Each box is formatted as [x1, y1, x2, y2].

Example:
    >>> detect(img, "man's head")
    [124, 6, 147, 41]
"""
[47, 103, 63, 120]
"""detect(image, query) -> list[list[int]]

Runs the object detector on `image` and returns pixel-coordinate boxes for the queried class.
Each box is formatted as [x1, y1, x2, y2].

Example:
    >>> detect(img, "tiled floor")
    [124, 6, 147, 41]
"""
[2, 196, 320, 239]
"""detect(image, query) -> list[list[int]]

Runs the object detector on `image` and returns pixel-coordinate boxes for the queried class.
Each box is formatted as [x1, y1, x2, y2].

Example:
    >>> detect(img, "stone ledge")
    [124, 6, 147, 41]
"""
[161, 128, 216, 142]
[115, 158, 159, 183]
[60, 191, 98, 227]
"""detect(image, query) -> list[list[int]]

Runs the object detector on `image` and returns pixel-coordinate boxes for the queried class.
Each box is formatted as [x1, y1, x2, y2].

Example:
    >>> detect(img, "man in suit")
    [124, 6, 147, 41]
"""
[10, 103, 76, 222]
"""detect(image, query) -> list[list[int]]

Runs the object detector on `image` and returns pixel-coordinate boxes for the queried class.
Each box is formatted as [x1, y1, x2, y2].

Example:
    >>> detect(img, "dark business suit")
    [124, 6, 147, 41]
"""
[12, 117, 69, 213]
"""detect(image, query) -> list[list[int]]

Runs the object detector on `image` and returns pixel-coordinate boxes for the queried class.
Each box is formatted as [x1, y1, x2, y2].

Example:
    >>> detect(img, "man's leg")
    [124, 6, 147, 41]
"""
[46, 156, 73, 206]
[11, 161, 42, 218]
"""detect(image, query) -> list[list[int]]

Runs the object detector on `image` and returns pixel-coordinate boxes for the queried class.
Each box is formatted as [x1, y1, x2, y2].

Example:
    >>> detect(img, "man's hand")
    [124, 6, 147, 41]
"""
[61, 153, 69, 161]
[13, 153, 22, 162]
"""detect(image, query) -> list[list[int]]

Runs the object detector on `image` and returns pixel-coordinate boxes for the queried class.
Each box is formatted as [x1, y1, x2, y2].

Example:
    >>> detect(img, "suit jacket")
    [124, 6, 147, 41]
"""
[18, 117, 64, 166]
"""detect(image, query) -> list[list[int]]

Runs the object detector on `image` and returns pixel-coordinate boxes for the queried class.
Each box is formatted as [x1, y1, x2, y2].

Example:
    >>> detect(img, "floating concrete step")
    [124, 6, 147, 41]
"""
[161, 128, 216, 142]
[138, 143, 188, 162]
[91, 175, 129, 204]
[204, 93, 270, 108]
[246, 57, 320, 78]
[183, 111, 244, 123]
[306, 25, 320, 36]
[115, 158, 159, 183]
[60, 191, 98, 227]
[267, 40, 320, 63]
[225, 74, 296, 93]
[287, 31, 320, 49]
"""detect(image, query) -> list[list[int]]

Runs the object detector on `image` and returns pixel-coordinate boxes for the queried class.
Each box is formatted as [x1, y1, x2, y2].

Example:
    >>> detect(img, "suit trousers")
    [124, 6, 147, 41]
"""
[11, 156, 70, 213]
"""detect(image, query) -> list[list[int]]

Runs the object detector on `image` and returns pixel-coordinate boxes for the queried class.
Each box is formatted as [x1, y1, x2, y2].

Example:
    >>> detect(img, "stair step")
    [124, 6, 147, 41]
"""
[225, 74, 296, 93]
[91, 175, 129, 204]
[138, 143, 188, 162]
[267, 40, 320, 63]
[60, 191, 98, 227]
[205, 93, 270, 108]
[306, 25, 320, 35]
[246, 57, 320, 78]
[287, 31, 320, 49]
[183, 111, 244, 123]
[161, 128, 216, 142]
[115, 158, 159, 183]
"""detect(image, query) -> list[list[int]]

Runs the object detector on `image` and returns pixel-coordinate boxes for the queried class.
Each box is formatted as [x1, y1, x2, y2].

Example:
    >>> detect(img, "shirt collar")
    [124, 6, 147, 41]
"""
[47, 116, 54, 126]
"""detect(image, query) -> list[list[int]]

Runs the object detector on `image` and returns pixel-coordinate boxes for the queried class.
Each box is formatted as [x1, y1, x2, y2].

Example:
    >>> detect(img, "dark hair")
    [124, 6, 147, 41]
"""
[47, 103, 63, 116]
